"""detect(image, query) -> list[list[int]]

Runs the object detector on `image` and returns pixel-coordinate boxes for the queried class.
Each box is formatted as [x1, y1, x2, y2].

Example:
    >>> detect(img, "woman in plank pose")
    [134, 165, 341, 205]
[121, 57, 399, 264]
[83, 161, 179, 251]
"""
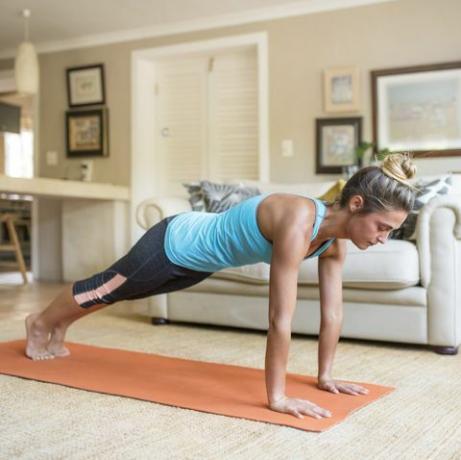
[25, 152, 416, 420]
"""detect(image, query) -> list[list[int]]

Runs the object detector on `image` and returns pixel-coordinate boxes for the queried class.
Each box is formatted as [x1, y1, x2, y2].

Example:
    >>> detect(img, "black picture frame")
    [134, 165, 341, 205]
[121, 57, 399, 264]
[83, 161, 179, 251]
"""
[66, 108, 109, 158]
[316, 117, 362, 174]
[66, 64, 106, 108]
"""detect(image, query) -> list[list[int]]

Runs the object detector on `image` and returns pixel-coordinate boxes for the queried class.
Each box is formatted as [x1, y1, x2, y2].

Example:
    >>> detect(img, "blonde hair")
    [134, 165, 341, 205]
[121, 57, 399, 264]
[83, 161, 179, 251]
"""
[381, 152, 418, 191]
[338, 152, 417, 214]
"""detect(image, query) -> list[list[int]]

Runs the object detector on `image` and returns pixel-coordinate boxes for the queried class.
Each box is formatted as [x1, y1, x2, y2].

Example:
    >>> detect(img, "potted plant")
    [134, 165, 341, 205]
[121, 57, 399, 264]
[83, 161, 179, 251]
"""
[354, 141, 391, 167]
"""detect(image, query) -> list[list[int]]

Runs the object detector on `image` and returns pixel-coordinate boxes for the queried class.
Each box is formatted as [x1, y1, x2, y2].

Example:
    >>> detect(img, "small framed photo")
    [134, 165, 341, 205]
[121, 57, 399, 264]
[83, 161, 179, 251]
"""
[316, 117, 362, 174]
[323, 66, 360, 113]
[372, 61, 461, 157]
[66, 108, 109, 158]
[66, 64, 105, 107]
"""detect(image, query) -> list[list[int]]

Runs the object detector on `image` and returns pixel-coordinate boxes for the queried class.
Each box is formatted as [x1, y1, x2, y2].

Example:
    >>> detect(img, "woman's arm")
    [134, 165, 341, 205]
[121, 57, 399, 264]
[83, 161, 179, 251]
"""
[265, 234, 302, 404]
[316, 239, 369, 396]
[265, 218, 331, 419]
[317, 240, 346, 382]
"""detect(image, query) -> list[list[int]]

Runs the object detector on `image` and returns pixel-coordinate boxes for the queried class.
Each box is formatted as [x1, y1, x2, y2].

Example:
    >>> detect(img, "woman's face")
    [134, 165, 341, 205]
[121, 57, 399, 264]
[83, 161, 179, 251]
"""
[346, 196, 408, 250]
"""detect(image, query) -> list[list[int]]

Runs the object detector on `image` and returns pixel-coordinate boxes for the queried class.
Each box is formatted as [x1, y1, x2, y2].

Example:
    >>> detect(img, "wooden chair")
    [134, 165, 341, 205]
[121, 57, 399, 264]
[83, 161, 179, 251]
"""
[0, 213, 28, 284]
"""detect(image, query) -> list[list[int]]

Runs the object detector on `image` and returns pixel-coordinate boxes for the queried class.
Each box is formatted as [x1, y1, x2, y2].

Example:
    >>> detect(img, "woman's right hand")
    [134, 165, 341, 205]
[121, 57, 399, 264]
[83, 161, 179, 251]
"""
[269, 396, 332, 420]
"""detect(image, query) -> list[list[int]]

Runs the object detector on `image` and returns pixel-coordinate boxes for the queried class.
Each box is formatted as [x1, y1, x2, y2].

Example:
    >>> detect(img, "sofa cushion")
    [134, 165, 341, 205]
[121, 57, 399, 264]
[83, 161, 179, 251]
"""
[212, 263, 271, 285]
[212, 239, 420, 289]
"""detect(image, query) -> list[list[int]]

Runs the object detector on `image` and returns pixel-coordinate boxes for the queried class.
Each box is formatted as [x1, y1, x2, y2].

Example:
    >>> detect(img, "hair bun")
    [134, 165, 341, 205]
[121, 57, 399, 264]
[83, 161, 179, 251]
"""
[381, 152, 417, 186]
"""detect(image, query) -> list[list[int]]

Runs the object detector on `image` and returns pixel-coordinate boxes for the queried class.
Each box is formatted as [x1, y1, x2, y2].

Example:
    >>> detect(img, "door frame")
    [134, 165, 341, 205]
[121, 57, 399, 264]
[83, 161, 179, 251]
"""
[130, 32, 269, 244]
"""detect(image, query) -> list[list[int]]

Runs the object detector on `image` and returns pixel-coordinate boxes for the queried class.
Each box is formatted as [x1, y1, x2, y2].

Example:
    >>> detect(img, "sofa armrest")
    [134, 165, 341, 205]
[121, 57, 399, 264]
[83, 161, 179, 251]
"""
[416, 195, 461, 287]
[135, 197, 191, 230]
[415, 194, 461, 347]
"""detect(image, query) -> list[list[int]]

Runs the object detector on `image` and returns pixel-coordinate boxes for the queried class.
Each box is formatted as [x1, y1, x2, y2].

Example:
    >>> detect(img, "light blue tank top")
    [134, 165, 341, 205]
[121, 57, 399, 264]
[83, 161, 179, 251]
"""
[164, 193, 335, 272]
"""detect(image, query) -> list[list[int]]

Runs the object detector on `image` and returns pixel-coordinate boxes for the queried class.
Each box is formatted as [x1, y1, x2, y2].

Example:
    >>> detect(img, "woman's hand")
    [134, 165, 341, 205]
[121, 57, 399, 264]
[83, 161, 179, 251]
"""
[269, 396, 332, 420]
[317, 378, 369, 396]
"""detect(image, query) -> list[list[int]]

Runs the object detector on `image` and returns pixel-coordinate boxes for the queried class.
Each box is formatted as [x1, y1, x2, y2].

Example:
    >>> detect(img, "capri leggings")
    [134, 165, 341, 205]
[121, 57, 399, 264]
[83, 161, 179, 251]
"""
[72, 215, 214, 308]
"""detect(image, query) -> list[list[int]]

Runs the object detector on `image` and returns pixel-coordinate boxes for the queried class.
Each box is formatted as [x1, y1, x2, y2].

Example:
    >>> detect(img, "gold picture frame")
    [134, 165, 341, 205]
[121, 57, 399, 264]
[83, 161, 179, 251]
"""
[323, 66, 360, 113]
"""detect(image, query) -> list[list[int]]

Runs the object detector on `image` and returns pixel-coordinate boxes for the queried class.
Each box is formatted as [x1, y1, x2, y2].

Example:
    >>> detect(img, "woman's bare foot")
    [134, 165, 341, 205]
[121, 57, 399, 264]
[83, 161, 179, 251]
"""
[25, 313, 54, 360]
[47, 325, 71, 357]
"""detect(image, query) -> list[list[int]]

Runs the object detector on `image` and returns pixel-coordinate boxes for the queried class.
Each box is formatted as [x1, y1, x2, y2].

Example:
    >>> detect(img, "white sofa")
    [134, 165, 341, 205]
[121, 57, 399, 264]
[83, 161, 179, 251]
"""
[133, 177, 461, 355]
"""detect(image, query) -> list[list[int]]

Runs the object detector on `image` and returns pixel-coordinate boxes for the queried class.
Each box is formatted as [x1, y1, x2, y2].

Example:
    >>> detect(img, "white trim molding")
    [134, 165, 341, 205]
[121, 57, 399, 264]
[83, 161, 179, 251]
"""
[0, 0, 397, 58]
[130, 32, 269, 244]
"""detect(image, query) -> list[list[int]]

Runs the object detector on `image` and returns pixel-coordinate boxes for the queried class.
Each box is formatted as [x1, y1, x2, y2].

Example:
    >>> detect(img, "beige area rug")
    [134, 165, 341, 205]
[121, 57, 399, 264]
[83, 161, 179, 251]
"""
[0, 306, 460, 459]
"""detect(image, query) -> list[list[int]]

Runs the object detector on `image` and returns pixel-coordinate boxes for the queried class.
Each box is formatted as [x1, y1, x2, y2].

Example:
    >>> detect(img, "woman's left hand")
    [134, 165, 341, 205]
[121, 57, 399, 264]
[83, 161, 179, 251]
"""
[317, 378, 369, 396]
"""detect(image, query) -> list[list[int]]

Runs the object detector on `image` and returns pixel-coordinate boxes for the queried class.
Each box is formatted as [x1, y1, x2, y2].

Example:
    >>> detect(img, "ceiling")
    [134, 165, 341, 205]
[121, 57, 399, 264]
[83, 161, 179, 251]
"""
[0, 0, 394, 57]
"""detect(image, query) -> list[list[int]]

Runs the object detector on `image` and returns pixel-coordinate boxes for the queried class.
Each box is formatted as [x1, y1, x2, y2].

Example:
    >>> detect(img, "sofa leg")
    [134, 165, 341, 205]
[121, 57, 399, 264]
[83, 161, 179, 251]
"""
[431, 345, 459, 355]
[151, 317, 169, 326]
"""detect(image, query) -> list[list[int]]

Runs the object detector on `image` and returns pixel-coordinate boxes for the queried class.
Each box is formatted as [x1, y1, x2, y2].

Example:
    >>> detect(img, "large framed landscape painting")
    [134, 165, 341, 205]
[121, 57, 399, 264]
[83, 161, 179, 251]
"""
[371, 61, 461, 157]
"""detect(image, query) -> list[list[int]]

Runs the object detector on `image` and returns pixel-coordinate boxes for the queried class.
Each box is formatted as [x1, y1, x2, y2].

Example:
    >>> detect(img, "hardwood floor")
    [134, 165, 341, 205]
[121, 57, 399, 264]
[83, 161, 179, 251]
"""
[0, 271, 68, 321]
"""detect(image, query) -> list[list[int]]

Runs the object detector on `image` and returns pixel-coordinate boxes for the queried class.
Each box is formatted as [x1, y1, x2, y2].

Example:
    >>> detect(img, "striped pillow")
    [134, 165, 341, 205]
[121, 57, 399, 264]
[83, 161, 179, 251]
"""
[183, 180, 260, 213]
[390, 175, 453, 241]
[182, 182, 206, 212]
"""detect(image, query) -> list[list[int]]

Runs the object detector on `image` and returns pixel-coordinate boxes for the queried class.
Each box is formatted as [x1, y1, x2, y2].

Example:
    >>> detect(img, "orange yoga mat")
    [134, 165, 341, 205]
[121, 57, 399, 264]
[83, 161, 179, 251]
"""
[0, 340, 394, 432]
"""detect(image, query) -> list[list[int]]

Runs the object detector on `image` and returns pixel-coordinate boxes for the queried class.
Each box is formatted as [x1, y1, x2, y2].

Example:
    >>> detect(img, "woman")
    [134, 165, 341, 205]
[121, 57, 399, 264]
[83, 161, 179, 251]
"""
[25, 153, 416, 420]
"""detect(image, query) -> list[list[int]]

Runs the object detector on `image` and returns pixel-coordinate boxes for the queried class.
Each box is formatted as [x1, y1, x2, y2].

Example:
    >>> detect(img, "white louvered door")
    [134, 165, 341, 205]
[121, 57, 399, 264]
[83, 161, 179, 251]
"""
[156, 58, 209, 196]
[208, 49, 258, 182]
[156, 48, 258, 196]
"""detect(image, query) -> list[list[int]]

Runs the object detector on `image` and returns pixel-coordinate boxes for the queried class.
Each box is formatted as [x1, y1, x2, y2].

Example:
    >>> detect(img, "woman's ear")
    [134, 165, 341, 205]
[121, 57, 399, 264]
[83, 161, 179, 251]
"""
[348, 195, 364, 213]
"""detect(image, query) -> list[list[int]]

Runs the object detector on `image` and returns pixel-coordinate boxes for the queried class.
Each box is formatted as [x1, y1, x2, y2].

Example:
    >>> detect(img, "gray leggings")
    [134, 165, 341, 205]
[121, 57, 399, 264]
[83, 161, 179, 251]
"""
[72, 215, 214, 308]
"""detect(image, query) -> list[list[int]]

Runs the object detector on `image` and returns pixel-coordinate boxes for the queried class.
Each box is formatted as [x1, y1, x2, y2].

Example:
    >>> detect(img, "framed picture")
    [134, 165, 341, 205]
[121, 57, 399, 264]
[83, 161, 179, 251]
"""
[316, 117, 362, 174]
[66, 64, 105, 107]
[66, 108, 109, 157]
[371, 61, 461, 158]
[323, 66, 360, 113]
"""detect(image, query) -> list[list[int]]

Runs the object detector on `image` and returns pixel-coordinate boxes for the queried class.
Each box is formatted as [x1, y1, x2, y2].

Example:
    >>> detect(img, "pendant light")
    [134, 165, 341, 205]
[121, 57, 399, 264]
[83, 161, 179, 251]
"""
[14, 9, 39, 95]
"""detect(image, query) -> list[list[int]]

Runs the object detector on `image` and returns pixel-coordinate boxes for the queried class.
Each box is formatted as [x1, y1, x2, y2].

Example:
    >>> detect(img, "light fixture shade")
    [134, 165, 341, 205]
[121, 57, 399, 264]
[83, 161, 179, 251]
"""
[14, 41, 39, 95]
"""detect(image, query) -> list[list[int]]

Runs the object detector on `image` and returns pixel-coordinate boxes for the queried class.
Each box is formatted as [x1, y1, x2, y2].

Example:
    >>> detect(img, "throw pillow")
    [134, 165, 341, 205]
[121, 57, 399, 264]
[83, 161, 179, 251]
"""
[183, 180, 261, 213]
[390, 175, 453, 241]
[182, 182, 206, 212]
[317, 179, 346, 203]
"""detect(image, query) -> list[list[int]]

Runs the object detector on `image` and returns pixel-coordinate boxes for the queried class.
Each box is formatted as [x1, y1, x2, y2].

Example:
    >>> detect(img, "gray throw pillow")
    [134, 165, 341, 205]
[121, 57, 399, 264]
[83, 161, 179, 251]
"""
[183, 180, 260, 213]
[182, 182, 206, 212]
[390, 175, 453, 241]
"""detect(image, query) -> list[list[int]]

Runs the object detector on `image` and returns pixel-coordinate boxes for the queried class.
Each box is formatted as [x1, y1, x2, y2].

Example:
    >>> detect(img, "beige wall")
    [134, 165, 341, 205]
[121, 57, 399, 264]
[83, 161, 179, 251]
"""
[0, 133, 4, 174]
[0, 59, 14, 71]
[1, 0, 460, 186]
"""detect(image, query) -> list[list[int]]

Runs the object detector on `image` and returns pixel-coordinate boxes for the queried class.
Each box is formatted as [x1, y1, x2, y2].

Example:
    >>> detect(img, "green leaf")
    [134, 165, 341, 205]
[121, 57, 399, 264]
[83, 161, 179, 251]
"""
[354, 141, 374, 159]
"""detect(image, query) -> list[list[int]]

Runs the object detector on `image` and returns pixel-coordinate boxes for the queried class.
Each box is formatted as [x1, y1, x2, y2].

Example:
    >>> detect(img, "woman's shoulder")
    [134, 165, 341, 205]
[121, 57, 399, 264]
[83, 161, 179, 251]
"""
[319, 238, 347, 260]
[257, 193, 317, 241]
[262, 192, 317, 220]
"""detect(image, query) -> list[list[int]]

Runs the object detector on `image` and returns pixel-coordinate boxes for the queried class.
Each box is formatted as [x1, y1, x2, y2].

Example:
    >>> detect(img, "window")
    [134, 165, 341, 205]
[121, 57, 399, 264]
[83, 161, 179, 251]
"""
[5, 130, 34, 178]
